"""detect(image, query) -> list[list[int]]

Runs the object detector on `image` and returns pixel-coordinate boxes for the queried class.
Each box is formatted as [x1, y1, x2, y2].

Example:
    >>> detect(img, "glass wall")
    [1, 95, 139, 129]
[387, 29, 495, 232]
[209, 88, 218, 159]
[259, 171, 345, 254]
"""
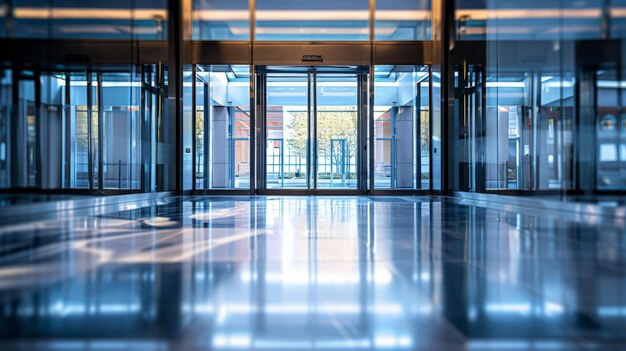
[255, 0, 369, 41]
[192, 0, 249, 40]
[191, 65, 250, 190]
[193, 0, 437, 41]
[0, 65, 171, 192]
[315, 73, 360, 189]
[0, 1, 6, 38]
[66, 72, 99, 189]
[612, 0, 626, 38]
[453, 0, 626, 196]
[264, 71, 309, 189]
[7, 0, 167, 40]
[40, 71, 64, 189]
[258, 67, 367, 191]
[0, 69, 9, 188]
[596, 69, 626, 190]
[101, 72, 142, 190]
[375, 0, 431, 40]
[374, 66, 431, 189]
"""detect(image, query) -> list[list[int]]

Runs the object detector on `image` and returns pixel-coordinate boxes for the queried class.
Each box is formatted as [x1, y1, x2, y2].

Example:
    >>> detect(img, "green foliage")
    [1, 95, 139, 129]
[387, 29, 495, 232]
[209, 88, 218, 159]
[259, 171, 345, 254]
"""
[74, 106, 99, 150]
[287, 108, 358, 167]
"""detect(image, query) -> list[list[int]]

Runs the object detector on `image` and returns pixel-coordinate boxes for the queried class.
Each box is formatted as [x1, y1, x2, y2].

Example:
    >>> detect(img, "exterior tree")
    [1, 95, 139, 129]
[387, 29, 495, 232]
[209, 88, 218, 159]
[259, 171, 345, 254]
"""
[195, 109, 205, 177]
[286, 108, 358, 174]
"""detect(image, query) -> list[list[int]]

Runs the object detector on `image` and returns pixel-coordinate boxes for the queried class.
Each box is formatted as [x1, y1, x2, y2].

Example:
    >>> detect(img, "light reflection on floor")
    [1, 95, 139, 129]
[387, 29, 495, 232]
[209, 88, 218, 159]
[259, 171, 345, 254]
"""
[0, 196, 624, 350]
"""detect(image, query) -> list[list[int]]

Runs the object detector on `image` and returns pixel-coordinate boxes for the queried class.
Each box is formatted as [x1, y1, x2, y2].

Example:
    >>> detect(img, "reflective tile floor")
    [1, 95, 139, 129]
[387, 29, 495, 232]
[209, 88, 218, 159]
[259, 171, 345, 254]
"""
[0, 196, 625, 351]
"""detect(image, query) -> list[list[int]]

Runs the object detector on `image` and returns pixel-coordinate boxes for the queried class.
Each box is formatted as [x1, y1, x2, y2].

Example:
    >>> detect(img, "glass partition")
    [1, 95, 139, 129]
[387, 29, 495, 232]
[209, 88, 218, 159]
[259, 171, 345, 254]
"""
[315, 73, 360, 189]
[255, 0, 369, 41]
[374, 66, 431, 190]
[101, 71, 142, 190]
[0, 1, 6, 38]
[452, 1, 600, 197]
[17, 77, 37, 188]
[596, 69, 626, 190]
[612, 0, 626, 38]
[0, 69, 10, 189]
[193, 65, 250, 190]
[375, 0, 432, 40]
[28, 66, 170, 192]
[456, 0, 604, 41]
[192, 0, 249, 40]
[10, 0, 167, 39]
[264, 71, 310, 189]
[258, 66, 368, 192]
[39, 72, 64, 189]
[67, 72, 98, 189]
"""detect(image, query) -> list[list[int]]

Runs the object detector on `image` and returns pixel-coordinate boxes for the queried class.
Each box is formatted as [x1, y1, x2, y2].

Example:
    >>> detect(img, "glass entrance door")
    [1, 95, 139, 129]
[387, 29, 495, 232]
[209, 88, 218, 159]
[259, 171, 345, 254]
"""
[259, 66, 368, 192]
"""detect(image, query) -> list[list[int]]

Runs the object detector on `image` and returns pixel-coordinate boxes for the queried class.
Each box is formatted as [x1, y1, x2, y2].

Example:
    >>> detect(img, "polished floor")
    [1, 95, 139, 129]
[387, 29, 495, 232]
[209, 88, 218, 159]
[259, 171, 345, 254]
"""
[0, 195, 625, 350]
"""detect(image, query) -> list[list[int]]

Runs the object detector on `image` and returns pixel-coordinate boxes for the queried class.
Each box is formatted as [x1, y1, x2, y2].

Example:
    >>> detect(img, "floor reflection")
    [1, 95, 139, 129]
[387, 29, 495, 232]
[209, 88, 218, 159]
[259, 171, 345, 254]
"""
[0, 196, 624, 350]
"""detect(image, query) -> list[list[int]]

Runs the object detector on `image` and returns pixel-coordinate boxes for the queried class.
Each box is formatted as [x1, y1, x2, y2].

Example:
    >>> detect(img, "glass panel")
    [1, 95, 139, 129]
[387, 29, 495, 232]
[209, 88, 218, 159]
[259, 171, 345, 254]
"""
[11, 0, 167, 39]
[255, 0, 369, 41]
[484, 72, 526, 190]
[101, 70, 141, 190]
[375, 0, 431, 40]
[66, 72, 98, 189]
[0, 69, 10, 188]
[596, 69, 626, 190]
[193, 0, 249, 40]
[194, 65, 250, 190]
[0, 1, 6, 38]
[0, 66, 167, 193]
[537, 75, 573, 190]
[194, 75, 206, 188]
[157, 66, 174, 191]
[140, 65, 162, 193]
[265, 71, 309, 189]
[612, 0, 626, 38]
[316, 73, 359, 189]
[456, 0, 604, 40]
[40, 72, 64, 189]
[16, 79, 38, 187]
[453, 63, 578, 193]
[374, 65, 430, 189]
[232, 106, 251, 189]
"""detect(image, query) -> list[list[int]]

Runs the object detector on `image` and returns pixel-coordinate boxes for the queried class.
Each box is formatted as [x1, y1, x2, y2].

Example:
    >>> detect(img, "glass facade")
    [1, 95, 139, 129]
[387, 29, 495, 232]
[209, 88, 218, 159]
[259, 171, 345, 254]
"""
[375, 0, 431, 40]
[0, 69, 10, 188]
[193, 0, 249, 40]
[452, 0, 626, 196]
[0, 65, 173, 192]
[5, 0, 167, 40]
[374, 66, 431, 189]
[100, 72, 142, 190]
[188, 65, 251, 190]
[456, 0, 606, 41]
[255, 0, 370, 41]
[256, 67, 368, 191]
[0, 0, 623, 199]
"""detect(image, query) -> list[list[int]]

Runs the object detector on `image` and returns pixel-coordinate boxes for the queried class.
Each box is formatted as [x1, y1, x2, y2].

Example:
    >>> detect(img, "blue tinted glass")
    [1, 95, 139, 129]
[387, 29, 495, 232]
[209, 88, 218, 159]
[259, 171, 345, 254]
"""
[457, 0, 604, 40]
[193, 0, 249, 40]
[255, 0, 369, 41]
[10, 0, 167, 39]
[375, 0, 432, 40]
